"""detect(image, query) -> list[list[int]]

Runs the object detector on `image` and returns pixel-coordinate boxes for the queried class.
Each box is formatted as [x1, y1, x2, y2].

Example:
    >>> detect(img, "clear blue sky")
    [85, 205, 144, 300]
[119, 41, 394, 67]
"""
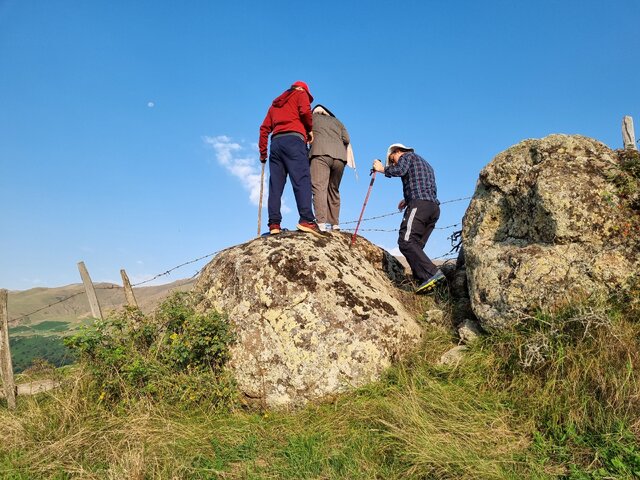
[1, 0, 638, 291]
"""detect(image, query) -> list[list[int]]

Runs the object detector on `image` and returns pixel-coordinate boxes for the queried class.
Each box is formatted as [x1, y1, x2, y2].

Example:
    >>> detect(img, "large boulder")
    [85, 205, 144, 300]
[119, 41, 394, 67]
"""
[192, 232, 422, 408]
[463, 134, 639, 329]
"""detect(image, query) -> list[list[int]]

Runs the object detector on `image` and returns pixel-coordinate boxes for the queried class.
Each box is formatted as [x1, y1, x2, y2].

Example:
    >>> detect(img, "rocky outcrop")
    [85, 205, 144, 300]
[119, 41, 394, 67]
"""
[192, 232, 422, 408]
[463, 134, 639, 330]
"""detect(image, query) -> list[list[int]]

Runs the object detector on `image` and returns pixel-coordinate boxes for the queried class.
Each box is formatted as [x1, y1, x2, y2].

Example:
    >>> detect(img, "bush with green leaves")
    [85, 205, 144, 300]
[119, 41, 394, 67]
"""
[64, 292, 236, 409]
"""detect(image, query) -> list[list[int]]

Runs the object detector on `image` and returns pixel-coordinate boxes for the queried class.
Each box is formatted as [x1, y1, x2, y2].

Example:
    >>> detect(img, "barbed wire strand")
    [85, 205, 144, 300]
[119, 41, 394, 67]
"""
[343, 222, 460, 233]
[131, 250, 221, 287]
[339, 195, 471, 226]
[8, 196, 473, 322]
[9, 292, 85, 323]
[8, 251, 224, 322]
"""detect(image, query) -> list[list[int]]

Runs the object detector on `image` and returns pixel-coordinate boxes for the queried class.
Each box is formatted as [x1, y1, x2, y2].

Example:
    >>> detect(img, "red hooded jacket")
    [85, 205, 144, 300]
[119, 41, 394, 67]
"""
[259, 88, 313, 160]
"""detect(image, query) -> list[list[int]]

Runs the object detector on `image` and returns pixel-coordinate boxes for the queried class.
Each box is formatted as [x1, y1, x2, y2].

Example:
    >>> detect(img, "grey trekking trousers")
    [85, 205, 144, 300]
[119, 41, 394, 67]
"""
[310, 154, 346, 226]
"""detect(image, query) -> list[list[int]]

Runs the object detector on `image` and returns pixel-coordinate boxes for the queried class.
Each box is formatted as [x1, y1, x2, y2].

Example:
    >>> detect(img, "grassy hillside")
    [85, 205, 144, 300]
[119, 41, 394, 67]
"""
[0, 290, 638, 479]
[5, 279, 195, 373]
[7, 278, 196, 327]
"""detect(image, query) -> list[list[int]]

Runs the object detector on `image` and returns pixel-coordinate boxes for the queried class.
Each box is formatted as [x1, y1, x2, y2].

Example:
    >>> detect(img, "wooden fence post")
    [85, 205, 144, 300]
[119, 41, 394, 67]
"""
[120, 269, 139, 309]
[77, 261, 103, 320]
[623, 116, 637, 150]
[0, 289, 17, 409]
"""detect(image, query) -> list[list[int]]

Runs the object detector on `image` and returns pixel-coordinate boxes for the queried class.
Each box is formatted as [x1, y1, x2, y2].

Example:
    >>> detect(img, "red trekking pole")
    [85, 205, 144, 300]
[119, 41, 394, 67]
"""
[350, 167, 377, 247]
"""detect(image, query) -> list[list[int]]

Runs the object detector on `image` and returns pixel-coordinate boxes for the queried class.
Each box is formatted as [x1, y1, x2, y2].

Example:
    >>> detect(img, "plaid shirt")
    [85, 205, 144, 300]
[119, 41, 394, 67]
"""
[384, 152, 438, 203]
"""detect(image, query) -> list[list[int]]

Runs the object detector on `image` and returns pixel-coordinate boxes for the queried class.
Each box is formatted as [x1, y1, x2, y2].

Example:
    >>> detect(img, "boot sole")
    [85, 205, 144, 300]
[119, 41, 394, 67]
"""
[415, 277, 445, 294]
[297, 224, 325, 238]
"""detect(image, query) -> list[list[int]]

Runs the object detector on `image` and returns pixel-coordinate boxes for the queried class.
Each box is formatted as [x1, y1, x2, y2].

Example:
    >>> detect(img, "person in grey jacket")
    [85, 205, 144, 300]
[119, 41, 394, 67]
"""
[308, 105, 355, 231]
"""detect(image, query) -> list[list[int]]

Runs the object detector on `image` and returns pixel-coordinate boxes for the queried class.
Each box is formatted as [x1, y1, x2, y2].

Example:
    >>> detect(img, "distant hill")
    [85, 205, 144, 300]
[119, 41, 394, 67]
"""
[7, 278, 196, 328]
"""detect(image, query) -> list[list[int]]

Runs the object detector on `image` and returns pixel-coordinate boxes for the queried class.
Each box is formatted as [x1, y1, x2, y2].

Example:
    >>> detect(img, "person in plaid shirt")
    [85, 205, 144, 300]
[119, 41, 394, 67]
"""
[372, 143, 445, 294]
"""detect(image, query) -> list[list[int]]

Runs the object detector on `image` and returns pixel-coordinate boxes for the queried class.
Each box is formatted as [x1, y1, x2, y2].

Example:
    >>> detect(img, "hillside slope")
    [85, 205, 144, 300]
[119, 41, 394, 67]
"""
[7, 278, 195, 327]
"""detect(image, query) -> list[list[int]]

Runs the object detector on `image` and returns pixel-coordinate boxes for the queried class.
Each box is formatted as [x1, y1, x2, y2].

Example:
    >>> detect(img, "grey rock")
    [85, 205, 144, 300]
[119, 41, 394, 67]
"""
[463, 134, 639, 329]
[192, 232, 422, 409]
[458, 318, 482, 344]
[439, 345, 468, 366]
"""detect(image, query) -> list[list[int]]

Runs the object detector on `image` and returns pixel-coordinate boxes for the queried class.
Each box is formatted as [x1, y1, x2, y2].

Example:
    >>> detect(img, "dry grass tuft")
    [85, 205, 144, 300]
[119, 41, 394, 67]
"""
[378, 367, 528, 479]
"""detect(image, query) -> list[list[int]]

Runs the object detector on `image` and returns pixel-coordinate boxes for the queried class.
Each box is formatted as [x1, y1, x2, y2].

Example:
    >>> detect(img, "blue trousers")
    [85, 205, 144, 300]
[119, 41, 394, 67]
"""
[268, 135, 314, 225]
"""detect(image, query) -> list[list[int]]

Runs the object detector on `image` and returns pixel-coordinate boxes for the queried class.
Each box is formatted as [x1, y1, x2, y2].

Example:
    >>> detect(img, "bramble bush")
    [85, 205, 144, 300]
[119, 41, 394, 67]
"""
[64, 292, 236, 409]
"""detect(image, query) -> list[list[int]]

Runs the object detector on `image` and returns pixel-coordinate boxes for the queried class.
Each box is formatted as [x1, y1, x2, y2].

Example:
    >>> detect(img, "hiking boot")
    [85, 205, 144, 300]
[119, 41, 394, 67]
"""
[269, 223, 281, 235]
[297, 221, 325, 237]
[318, 222, 328, 232]
[415, 270, 446, 294]
[332, 225, 340, 231]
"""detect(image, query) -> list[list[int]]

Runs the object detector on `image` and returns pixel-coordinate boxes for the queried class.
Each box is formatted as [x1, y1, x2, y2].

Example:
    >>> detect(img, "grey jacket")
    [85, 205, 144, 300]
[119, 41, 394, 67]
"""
[309, 113, 350, 162]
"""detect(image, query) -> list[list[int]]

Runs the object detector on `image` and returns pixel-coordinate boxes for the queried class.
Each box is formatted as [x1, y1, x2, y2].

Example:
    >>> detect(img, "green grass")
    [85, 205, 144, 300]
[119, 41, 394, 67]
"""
[0, 298, 638, 478]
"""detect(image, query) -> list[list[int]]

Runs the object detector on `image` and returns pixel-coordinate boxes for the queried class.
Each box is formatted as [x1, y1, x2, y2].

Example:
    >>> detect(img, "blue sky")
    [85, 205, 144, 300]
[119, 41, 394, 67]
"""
[1, 0, 638, 291]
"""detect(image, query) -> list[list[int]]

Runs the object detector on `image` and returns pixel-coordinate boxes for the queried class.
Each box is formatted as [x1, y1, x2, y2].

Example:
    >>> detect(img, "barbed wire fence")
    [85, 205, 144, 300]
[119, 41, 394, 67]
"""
[7, 195, 472, 324]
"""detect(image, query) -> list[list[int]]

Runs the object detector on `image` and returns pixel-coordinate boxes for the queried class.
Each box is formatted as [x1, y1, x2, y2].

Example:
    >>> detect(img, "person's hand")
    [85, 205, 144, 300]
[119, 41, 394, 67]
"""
[398, 199, 406, 210]
[372, 159, 384, 173]
[307, 131, 314, 144]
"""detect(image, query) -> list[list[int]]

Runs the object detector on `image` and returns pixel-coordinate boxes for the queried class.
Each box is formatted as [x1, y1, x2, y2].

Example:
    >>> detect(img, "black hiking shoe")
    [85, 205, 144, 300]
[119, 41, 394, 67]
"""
[415, 270, 445, 294]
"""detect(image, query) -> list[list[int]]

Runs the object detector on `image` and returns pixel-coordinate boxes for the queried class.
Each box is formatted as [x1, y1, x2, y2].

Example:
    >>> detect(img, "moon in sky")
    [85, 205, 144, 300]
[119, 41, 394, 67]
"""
[147, 101, 155, 108]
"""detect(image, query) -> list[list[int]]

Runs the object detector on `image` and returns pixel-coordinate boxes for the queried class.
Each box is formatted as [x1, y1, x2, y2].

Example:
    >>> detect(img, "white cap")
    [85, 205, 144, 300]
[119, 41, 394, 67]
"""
[386, 143, 414, 166]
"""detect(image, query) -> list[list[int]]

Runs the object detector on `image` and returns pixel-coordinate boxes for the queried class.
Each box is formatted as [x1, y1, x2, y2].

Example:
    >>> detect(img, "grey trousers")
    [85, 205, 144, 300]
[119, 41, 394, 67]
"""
[310, 155, 346, 225]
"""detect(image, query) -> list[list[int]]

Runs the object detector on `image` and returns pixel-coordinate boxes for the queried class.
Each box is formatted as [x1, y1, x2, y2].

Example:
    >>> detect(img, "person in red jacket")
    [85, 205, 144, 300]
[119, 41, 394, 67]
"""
[259, 81, 323, 236]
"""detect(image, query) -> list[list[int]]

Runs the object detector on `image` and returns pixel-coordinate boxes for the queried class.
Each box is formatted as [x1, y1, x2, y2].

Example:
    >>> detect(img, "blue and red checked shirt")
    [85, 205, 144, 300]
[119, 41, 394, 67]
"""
[384, 152, 438, 203]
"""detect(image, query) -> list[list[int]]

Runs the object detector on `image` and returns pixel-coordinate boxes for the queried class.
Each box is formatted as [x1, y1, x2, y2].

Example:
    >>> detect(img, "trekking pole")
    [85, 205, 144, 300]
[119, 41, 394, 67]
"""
[257, 162, 266, 237]
[350, 167, 377, 247]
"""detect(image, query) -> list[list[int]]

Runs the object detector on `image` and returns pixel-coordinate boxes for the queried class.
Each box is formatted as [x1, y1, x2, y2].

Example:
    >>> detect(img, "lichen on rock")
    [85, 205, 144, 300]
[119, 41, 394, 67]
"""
[463, 134, 640, 330]
[192, 232, 422, 408]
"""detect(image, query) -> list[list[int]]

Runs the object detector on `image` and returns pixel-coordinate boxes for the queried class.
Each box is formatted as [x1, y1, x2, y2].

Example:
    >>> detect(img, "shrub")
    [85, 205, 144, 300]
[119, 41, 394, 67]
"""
[64, 293, 236, 409]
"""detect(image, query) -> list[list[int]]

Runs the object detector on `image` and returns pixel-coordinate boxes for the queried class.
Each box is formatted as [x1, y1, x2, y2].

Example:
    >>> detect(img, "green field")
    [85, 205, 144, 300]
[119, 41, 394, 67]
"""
[7, 320, 91, 373]
[10, 321, 71, 336]
[31, 320, 71, 332]
[9, 335, 76, 373]
[8, 325, 31, 334]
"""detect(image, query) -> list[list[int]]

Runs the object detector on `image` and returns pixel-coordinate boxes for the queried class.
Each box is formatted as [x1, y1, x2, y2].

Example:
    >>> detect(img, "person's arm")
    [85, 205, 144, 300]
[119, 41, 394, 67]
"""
[340, 121, 350, 145]
[384, 156, 410, 177]
[297, 92, 313, 140]
[258, 110, 272, 162]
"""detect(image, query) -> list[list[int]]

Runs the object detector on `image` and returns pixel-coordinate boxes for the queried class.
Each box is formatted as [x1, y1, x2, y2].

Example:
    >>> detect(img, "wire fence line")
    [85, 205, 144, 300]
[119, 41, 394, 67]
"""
[340, 195, 472, 226]
[131, 250, 222, 287]
[6, 253, 222, 324]
[343, 222, 461, 233]
[8, 195, 472, 322]
[8, 292, 86, 323]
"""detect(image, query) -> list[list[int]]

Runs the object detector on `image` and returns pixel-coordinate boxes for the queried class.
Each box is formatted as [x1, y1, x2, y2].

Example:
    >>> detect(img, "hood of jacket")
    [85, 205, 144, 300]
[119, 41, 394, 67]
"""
[272, 88, 294, 107]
